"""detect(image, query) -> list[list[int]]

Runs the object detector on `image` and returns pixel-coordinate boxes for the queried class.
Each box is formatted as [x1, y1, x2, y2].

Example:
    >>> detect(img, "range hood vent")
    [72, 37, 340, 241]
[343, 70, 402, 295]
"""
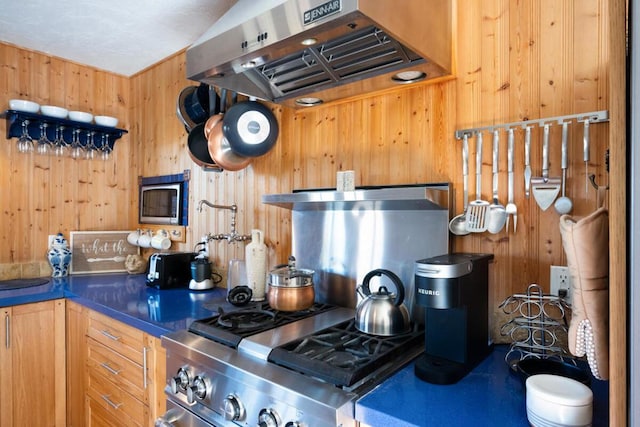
[187, 0, 452, 108]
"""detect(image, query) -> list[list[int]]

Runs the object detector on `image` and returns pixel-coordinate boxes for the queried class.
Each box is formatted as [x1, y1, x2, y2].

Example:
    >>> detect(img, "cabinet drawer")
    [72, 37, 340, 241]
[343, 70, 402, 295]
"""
[86, 395, 143, 427]
[87, 310, 146, 364]
[87, 369, 148, 426]
[87, 338, 147, 403]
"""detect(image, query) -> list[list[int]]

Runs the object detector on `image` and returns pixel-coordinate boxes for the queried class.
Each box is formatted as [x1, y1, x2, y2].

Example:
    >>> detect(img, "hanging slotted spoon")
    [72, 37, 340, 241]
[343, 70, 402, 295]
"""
[466, 132, 489, 232]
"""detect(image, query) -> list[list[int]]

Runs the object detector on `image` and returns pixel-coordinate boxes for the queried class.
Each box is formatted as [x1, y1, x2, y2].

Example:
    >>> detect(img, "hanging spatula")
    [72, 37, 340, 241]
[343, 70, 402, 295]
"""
[466, 132, 490, 232]
[531, 123, 561, 211]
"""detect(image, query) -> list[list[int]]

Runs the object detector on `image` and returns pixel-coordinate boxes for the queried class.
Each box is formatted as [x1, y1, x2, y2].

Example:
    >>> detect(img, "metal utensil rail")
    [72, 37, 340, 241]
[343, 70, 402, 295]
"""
[454, 110, 609, 139]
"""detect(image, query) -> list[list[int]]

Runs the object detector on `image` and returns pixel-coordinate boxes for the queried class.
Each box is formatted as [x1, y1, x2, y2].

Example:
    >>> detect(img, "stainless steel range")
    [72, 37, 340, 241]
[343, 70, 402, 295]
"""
[157, 184, 450, 426]
[158, 301, 423, 426]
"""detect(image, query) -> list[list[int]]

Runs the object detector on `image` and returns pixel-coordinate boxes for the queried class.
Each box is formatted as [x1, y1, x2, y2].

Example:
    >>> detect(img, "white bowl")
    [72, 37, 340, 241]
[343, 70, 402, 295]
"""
[9, 99, 40, 113]
[40, 105, 68, 119]
[68, 111, 93, 123]
[94, 115, 118, 127]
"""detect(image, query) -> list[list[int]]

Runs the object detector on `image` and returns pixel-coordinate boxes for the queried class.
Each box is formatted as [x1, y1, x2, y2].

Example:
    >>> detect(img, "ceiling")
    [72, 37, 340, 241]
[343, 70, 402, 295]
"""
[0, 0, 237, 76]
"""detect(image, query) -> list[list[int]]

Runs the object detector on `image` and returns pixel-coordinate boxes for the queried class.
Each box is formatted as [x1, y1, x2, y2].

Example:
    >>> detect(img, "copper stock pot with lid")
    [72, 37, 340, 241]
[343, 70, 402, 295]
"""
[267, 256, 314, 311]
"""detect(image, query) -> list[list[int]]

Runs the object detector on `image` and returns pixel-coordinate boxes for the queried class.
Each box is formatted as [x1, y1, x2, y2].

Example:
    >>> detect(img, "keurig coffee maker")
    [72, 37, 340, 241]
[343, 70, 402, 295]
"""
[414, 253, 494, 384]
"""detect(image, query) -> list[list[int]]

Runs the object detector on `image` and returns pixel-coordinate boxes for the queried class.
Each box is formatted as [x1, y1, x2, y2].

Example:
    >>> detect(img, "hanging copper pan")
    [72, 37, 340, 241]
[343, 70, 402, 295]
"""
[206, 90, 251, 171]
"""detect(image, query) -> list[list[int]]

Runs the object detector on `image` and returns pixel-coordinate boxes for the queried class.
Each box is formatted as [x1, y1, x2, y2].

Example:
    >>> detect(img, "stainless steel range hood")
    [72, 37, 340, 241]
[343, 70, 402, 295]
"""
[187, 0, 452, 108]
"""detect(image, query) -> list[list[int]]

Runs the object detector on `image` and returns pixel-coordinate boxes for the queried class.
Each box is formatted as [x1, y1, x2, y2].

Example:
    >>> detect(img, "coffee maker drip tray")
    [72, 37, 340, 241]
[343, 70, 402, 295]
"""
[414, 350, 492, 385]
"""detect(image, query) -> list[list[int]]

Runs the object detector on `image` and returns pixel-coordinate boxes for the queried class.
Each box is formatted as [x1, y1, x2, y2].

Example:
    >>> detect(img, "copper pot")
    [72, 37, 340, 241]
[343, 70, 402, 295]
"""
[267, 256, 315, 311]
[267, 284, 314, 312]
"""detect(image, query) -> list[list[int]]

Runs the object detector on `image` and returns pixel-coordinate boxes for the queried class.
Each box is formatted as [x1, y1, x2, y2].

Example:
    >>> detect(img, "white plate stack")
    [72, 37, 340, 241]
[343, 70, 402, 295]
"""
[526, 374, 593, 427]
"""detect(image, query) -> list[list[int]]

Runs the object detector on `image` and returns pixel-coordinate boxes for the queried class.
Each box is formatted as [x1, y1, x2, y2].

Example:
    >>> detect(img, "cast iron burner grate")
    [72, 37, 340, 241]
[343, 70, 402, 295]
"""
[189, 302, 337, 349]
[216, 309, 276, 330]
[268, 320, 424, 388]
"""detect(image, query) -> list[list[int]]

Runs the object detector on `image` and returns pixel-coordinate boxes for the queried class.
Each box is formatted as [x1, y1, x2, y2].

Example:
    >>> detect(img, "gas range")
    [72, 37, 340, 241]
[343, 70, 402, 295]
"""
[159, 300, 423, 427]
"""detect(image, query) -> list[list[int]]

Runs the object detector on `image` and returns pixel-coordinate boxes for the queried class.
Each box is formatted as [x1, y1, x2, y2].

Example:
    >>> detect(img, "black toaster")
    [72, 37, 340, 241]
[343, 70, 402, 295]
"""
[145, 252, 196, 289]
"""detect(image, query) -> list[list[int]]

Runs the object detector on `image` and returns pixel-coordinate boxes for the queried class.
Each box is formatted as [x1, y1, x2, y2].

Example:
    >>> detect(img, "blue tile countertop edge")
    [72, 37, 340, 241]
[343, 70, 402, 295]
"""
[1, 273, 610, 426]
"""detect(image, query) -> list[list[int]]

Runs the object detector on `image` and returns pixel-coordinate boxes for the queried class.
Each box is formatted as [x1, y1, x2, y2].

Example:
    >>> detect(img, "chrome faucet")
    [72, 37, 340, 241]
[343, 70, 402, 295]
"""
[197, 200, 251, 243]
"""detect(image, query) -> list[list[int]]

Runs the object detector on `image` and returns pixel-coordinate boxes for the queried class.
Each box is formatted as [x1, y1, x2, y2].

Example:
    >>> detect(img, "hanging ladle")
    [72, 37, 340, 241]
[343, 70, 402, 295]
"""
[554, 121, 573, 214]
[449, 133, 471, 236]
[487, 129, 507, 234]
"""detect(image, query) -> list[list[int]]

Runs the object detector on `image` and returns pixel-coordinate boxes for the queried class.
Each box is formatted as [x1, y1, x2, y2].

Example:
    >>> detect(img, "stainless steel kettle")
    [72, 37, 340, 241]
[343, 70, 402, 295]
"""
[355, 269, 411, 336]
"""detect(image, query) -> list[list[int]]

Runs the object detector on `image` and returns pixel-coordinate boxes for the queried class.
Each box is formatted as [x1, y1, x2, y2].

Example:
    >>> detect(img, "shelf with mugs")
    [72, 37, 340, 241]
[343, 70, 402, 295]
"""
[2, 109, 127, 158]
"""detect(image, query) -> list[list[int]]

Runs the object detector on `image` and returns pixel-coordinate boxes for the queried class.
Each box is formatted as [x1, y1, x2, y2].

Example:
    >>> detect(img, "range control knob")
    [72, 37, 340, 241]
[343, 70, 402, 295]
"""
[186, 375, 207, 403]
[170, 367, 191, 394]
[223, 394, 245, 421]
[257, 408, 281, 427]
[285, 422, 303, 427]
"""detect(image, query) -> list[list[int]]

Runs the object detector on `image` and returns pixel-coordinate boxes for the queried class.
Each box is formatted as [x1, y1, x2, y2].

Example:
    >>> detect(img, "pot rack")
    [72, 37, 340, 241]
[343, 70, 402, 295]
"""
[454, 110, 609, 139]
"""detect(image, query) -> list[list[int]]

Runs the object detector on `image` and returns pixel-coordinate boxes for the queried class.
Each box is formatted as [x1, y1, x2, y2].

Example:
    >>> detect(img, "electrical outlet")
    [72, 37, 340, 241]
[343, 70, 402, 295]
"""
[48, 234, 56, 248]
[550, 265, 572, 305]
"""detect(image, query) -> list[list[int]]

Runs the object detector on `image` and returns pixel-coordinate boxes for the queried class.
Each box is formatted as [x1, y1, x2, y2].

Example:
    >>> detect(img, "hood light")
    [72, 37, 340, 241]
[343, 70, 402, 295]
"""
[241, 60, 258, 69]
[295, 97, 323, 107]
[301, 38, 318, 46]
[392, 70, 427, 84]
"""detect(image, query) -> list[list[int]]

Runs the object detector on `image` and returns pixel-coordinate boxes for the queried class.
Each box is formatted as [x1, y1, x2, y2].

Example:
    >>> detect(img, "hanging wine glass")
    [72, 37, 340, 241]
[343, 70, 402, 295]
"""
[17, 120, 33, 153]
[36, 122, 52, 155]
[70, 129, 83, 159]
[85, 131, 96, 159]
[100, 134, 112, 160]
[53, 125, 69, 157]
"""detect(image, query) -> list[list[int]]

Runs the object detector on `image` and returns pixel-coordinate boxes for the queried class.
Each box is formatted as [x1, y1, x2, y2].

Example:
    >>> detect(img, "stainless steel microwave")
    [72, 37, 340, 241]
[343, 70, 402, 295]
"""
[139, 172, 189, 225]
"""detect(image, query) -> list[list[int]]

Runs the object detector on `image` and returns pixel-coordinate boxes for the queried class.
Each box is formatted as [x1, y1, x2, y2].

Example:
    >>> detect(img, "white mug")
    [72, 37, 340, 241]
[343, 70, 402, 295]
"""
[151, 230, 171, 250]
[127, 231, 140, 246]
[138, 232, 152, 248]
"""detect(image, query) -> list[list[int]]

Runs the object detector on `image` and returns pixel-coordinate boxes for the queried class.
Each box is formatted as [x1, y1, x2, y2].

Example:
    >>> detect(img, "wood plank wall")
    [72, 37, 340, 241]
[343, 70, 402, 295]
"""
[0, 43, 134, 278]
[131, 0, 611, 329]
[0, 0, 625, 424]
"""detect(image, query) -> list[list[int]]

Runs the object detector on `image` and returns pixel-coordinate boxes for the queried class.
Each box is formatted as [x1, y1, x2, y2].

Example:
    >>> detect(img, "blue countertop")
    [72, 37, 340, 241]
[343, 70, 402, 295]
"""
[356, 346, 609, 426]
[0, 273, 609, 426]
[0, 273, 225, 337]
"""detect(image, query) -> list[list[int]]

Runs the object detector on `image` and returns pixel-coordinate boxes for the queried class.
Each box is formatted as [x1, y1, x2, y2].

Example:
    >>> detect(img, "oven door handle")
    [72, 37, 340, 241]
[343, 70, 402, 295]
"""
[158, 400, 218, 427]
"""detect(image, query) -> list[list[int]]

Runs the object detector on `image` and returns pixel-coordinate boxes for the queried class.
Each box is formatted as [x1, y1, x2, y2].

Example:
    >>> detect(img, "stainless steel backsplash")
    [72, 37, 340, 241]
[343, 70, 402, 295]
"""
[263, 184, 451, 322]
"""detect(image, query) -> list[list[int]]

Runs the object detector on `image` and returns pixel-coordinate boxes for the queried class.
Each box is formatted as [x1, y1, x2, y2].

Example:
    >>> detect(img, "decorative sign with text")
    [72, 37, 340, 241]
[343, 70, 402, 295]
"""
[70, 231, 139, 274]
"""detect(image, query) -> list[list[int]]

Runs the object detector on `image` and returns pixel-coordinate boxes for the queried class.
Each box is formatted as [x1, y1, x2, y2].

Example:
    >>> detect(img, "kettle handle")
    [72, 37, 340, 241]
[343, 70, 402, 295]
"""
[361, 269, 405, 306]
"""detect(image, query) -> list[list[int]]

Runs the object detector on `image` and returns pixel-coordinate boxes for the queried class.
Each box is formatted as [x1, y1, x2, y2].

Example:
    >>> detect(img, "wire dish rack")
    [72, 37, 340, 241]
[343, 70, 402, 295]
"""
[499, 283, 574, 370]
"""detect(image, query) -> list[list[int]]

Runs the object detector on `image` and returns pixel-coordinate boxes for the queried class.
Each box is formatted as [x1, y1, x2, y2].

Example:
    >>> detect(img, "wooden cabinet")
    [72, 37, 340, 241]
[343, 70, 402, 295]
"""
[66, 300, 88, 427]
[0, 299, 66, 427]
[66, 301, 166, 427]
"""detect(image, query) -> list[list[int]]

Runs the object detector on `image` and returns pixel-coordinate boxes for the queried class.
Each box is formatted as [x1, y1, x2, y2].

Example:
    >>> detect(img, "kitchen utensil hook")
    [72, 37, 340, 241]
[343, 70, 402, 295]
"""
[588, 174, 609, 190]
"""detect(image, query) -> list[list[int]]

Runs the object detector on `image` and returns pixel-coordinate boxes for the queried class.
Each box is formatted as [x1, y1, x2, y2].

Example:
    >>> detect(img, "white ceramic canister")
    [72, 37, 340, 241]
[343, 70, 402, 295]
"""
[47, 233, 72, 277]
[245, 229, 267, 301]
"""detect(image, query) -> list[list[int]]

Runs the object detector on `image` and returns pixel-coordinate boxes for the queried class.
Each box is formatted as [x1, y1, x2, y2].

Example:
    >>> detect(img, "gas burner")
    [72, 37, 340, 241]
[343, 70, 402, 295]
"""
[268, 320, 424, 387]
[217, 309, 276, 330]
[189, 302, 339, 349]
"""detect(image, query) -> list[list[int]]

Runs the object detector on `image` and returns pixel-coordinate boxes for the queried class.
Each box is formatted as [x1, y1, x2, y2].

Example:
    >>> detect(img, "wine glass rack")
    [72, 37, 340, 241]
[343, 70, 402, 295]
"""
[2, 109, 127, 153]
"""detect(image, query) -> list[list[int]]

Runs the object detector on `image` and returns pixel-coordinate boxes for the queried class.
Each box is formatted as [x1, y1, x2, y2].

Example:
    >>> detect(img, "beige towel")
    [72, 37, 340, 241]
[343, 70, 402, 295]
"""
[559, 206, 609, 380]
